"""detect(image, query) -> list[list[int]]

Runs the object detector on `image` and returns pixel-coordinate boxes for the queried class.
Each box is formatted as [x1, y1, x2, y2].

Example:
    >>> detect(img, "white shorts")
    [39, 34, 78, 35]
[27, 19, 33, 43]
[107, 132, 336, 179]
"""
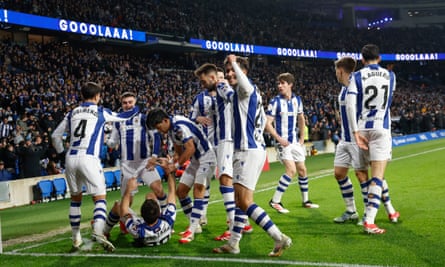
[120, 159, 162, 196]
[334, 140, 367, 170]
[276, 142, 305, 163]
[233, 149, 266, 191]
[216, 140, 234, 178]
[180, 149, 216, 188]
[65, 155, 105, 196]
[360, 129, 392, 161]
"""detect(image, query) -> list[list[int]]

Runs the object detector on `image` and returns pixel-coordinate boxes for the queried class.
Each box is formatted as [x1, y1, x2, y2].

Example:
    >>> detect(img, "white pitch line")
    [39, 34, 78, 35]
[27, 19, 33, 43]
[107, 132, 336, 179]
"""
[2, 251, 390, 267]
[4, 146, 443, 267]
[10, 237, 68, 253]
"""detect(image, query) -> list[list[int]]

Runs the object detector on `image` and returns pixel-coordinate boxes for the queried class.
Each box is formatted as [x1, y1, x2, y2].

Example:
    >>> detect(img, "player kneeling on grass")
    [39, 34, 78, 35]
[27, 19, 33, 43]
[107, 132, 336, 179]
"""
[104, 159, 177, 247]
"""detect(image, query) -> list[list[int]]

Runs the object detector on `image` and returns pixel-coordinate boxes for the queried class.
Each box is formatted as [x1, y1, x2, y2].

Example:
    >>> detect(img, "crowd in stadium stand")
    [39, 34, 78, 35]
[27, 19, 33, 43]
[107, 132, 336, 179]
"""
[0, 1, 444, 180]
[0, 39, 444, 180]
[4, 0, 445, 52]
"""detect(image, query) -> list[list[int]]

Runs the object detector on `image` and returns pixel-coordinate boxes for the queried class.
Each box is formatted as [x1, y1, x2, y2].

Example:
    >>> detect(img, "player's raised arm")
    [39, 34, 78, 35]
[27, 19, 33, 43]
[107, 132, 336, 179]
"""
[103, 106, 137, 123]
[120, 177, 138, 217]
[227, 54, 254, 97]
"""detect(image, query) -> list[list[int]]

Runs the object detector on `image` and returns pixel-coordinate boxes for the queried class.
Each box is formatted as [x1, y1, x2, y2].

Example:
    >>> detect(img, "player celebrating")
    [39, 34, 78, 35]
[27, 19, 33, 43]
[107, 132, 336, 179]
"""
[193, 63, 252, 241]
[332, 56, 399, 224]
[213, 54, 291, 257]
[146, 108, 216, 244]
[51, 82, 135, 252]
[103, 91, 167, 236]
[346, 44, 398, 234]
[265, 72, 319, 213]
[332, 56, 364, 222]
[189, 74, 217, 227]
[107, 158, 177, 247]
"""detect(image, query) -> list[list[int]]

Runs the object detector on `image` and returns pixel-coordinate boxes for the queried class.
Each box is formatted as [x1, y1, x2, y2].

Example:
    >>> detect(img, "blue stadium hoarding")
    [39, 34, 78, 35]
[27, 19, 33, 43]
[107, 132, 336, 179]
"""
[0, 9, 146, 42]
[190, 38, 445, 61]
[392, 130, 445, 147]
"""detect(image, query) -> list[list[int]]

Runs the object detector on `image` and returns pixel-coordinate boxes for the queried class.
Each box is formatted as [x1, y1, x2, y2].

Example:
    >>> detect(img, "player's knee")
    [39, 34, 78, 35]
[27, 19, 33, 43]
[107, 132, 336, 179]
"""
[176, 187, 188, 199]
[193, 183, 206, 197]
[285, 165, 297, 177]
[334, 170, 347, 180]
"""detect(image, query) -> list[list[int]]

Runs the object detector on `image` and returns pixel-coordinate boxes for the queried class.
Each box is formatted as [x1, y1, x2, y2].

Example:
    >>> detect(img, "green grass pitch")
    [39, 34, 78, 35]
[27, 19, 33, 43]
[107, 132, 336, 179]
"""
[1, 138, 444, 267]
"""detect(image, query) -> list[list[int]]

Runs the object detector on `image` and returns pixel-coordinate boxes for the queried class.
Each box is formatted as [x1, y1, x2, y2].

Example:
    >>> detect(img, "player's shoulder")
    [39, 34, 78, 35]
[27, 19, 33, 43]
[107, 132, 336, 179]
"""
[269, 95, 281, 103]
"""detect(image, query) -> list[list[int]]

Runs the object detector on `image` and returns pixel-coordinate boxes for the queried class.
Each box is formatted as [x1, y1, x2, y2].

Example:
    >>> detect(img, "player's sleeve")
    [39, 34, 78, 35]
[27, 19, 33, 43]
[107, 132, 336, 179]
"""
[296, 96, 304, 114]
[103, 107, 136, 122]
[232, 61, 254, 97]
[122, 214, 141, 239]
[151, 130, 162, 158]
[177, 124, 193, 144]
[160, 203, 177, 228]
[266, 97, 277, 117]
[345, 75, 359, 133]
[189, 95, 200, 121]
[51, 113, 69, 154]
[217, 82, 234, 102]
[389, 71, 396, 106]
[106, 122, 120, 148]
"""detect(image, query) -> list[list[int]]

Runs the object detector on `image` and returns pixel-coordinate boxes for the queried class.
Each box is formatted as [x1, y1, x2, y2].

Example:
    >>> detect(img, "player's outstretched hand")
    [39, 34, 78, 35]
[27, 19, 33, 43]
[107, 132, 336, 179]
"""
[126, 177, 138, 193]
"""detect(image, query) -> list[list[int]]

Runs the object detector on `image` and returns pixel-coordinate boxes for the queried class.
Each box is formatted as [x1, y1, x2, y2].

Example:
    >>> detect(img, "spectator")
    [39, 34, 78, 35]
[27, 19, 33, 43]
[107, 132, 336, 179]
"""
[17, 136, 48, 178]
[46, 160, 62, 175]
[0, 116, 13, 139]
[1, 143, 18, 178]
[0, 160, 13, 181]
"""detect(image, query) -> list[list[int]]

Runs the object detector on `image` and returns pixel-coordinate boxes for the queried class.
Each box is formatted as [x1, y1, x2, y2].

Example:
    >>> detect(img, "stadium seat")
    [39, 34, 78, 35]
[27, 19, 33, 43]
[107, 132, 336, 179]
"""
[104, 171, 115, 190]
[113, 170, 121, 189]
[37, 179, 54, 202]
[52, 177, 67, 199]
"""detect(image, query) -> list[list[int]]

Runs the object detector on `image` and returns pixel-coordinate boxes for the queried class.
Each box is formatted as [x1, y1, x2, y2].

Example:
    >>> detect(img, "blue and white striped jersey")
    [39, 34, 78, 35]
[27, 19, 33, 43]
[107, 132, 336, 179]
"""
[189, 90, 217, 145]
[215, 81, 235, 143]
[107, 106, 161, 161]
[169, 115, 212, 159]
[347, 64, 396, 131]
[51, 102, 133, 157]
[231, 62, 266, 150]
[338, 85, 355, 143]
[125, 203, 176, 247]
[266, 94, 303, 144]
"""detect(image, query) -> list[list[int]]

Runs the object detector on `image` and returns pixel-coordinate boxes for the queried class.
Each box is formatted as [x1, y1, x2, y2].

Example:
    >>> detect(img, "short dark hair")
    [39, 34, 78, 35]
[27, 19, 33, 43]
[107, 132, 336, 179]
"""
[277, 72, 295, 86]
[146, 108, 169, 129]
[140, 199, 160, 225]
[216, 67, 224, 73]
[81, 82, 102, 100]
[194, 63, 217, 77]
[224, 56, 249, 72]
[120, 91, 136, 99]
[361, 44, 380, 61]
[334, 56, 357, 74]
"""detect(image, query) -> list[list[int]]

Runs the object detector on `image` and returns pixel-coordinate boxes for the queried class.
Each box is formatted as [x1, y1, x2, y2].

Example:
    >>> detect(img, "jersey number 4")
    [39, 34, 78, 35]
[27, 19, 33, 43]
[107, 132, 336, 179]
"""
[74, 119, 87, 139]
